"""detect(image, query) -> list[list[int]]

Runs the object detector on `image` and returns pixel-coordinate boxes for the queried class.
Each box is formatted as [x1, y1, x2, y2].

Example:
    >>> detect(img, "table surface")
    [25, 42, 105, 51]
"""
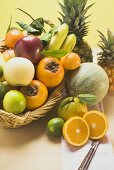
[0, 93, 114, 170]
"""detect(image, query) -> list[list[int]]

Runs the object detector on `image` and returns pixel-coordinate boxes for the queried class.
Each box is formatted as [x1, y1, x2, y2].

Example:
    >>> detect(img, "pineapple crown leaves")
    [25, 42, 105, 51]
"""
[58, 0, 95, 42]
[97, 29, 114, 66]
[97, 29, 114, 51]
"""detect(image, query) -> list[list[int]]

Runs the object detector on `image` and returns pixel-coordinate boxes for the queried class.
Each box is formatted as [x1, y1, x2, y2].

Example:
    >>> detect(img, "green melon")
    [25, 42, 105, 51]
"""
[66, 63, 109, 105]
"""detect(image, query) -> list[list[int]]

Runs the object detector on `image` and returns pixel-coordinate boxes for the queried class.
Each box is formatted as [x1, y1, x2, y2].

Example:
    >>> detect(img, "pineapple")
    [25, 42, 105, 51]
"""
[58, 0, 94, 62]
[97, 30, 114, 91]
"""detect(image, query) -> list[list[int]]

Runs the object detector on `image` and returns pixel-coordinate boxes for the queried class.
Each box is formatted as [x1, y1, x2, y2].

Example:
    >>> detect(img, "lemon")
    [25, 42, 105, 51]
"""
[58, 97, 87, 121]
[47, 118, 65, 137]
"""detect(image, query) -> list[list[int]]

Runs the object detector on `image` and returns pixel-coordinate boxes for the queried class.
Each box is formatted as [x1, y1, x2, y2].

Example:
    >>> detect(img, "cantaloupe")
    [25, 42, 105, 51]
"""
[66, 63, 109, 105]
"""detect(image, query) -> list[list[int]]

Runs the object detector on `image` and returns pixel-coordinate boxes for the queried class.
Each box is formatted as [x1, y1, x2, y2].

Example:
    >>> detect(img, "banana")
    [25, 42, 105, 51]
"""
[47, 23, 69, 50]
[0, 55, 6, 82]
[61, 34, 77, 53]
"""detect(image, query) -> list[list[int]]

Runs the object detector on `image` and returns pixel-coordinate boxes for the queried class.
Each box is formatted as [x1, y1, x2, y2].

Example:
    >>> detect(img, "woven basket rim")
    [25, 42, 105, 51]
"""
[0, 83, 64, 128]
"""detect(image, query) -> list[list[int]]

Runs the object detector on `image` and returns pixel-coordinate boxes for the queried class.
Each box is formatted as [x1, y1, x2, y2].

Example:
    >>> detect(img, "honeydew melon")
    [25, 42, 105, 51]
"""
[4, 57, 35, 86]
[67, 63, 109, 105]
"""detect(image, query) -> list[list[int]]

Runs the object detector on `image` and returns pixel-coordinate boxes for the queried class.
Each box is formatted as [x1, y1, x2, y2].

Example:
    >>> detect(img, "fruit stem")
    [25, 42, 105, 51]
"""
[44, 19, 55, 27]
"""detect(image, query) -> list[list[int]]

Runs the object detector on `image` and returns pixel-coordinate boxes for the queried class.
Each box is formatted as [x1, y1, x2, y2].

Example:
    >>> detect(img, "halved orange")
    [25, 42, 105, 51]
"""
[83, 110, 109, 140]
[62, 117, 90, 146]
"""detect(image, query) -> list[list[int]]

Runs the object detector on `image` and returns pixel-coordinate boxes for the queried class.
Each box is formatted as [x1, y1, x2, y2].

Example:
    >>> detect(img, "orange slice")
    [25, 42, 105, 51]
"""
[83, 110, 109, 140]
[62, 117, 90, 146]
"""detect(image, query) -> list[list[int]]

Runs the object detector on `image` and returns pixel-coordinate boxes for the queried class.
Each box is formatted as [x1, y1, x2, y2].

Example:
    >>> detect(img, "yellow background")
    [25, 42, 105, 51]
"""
[0, 0, 114, 47]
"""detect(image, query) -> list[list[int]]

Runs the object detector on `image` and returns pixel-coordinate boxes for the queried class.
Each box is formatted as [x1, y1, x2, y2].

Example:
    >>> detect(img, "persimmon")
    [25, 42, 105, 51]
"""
[36, 57, 64, 87]
[20, 80, 48, 110]
[5, 29, 24, 48]
[60, 52, 81, 70]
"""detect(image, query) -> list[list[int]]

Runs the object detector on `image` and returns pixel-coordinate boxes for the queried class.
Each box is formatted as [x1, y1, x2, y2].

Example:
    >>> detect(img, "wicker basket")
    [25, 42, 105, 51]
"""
[0, 40, 64, 128]
[0, 84, 64, 128]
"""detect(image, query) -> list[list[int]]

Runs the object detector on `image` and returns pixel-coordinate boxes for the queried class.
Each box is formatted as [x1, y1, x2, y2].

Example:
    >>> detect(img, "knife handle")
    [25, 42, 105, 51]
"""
[77, 141, 100, 170]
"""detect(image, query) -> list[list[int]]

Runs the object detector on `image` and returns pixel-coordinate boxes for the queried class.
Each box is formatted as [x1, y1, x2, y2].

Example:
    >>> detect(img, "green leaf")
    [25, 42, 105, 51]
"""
[16, 8, 46, 33]
[60, 97, 73, 109]
[16, 21, 40, 35]
[30, 18, 44, 30]
[41, 49, 68, 59]
[74, 18, 79, 27]
[41, 33, 52, 44]
[107, 29, 114, 45]
[49, 26, 58, 35]
[78, 94, 97, 105]
[6, 15, 12, 33]
[70, 7, 75, 18]
[58, 1, 67, 16]
[58, 17, 63, 23]
[63, 0, 72, 9]
[80, 3, 95, 17]
[71, 0, 80, 8]
[97, 30, 109, 47]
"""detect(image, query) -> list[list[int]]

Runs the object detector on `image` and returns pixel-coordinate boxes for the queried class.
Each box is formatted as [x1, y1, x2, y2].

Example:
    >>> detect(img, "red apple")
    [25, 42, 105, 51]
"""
[14, 35, 43, 64]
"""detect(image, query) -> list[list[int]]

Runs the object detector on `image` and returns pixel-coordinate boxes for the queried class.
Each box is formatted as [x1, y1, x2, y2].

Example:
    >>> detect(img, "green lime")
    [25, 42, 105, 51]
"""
[47, 118, 65, 137]
[0, 82, 6, 100]
[0, 65, 3, 79]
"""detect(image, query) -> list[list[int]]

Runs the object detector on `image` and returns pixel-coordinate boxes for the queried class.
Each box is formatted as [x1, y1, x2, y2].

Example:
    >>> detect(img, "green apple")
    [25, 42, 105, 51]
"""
[3, 90, 26, 114]
[58, 97, 87, 121]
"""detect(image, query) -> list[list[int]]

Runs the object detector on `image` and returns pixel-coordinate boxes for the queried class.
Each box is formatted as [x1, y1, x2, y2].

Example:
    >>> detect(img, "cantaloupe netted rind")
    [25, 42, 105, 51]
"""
[83, 110, 109, 140]
[62, 116, 90, 146]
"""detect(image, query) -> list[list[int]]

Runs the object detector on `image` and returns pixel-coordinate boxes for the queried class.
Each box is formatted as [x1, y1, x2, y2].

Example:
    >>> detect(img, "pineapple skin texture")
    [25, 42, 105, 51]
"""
[103, 66, 114, 91]
[73, 41, 93, 63]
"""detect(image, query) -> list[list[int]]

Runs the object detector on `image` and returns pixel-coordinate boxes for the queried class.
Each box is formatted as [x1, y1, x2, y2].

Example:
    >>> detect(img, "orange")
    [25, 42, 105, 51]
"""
[5, 29, 24, 48]
[36, 57, 64, 87]
[60, 52, 81, 70]
[63, 117, 90, 146]
[83, 110, 109, 139]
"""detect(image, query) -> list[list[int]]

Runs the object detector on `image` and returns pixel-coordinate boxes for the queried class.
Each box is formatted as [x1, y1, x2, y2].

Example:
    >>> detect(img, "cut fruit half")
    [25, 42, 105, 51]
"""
[62, 116, 90, 146]
[83, 110, 109, 140]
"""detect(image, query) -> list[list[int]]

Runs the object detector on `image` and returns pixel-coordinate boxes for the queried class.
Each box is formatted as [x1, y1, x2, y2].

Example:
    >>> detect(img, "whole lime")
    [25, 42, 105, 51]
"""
[0, 65, 3, 78]
[47, 118, 65, 137]
[3, 90, 26, 114]
[58, 97, 87, 121]
[0, 82, 6, 100]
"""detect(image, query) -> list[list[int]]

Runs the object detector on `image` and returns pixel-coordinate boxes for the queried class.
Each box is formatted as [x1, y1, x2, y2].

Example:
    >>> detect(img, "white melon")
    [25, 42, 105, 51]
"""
[4, 57, 35, 86]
